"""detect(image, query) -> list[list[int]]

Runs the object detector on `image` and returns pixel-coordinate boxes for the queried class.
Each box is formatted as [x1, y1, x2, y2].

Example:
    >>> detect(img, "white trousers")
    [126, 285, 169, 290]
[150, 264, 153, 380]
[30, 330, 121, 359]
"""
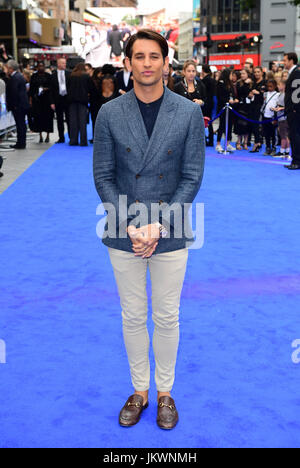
[108, 247, 188, 392]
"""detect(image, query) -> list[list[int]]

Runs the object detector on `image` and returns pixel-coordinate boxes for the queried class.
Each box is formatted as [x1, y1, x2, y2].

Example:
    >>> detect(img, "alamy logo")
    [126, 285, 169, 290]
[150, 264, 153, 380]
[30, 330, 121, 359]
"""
[96, 196, 205, 250]
[291, 339, 300, 364]
[0, 339, 6, 364]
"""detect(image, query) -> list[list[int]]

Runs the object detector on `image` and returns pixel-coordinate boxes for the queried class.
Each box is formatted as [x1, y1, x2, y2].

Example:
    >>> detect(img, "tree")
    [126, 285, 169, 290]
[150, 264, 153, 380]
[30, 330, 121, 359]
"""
[122, 15, 139, 27]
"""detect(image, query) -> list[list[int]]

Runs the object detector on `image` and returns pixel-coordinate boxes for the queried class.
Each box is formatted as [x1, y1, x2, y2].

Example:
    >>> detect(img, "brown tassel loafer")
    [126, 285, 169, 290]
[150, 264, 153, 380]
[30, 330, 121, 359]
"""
[157, 396, 179, 430]
[119, 394, 149, 427]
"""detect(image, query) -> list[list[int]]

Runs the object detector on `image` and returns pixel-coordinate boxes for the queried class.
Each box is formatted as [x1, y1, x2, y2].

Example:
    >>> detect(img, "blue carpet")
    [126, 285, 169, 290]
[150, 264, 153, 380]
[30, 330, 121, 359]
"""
[0, 134, 300, 448]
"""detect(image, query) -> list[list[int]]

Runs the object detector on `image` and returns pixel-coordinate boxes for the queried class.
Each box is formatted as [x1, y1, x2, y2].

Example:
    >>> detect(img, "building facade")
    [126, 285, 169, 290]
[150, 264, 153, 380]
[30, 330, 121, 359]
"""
[179, 12, 193, 62]
[261, 0, 299, 67]
[193, 0, 261, 69]
[38, 0, 69, 21]
[296, 6, 300, 59]
[192, 0, 299, 69]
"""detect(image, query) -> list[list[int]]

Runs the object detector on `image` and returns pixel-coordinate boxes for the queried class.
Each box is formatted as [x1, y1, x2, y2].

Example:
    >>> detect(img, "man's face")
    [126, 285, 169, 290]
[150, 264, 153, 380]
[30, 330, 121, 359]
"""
[283, 56, 293, 71]
[37, 63, 45, 73]
[125, 39, 168, 88]
[57, 59, 66, 70]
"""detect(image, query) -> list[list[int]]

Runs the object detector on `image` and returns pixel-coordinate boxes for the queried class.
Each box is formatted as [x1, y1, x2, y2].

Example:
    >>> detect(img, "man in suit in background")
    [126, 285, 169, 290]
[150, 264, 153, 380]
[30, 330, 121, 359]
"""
[6, 60, 29, 150]
[283, 52, 300, 170]
[116, 59, 133, 95]
[52, 58, 70, 143]
[93, 30, 205, 430]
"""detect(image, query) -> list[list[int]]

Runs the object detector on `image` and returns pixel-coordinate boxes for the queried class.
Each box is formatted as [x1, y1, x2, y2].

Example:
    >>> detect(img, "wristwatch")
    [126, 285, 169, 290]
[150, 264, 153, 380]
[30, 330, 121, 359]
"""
[154, 222, 168, 239]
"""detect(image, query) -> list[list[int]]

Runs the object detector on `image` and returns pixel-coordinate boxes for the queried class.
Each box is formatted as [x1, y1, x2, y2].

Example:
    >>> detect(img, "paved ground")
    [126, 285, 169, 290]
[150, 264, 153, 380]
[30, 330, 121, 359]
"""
[0, 129, 59, 195]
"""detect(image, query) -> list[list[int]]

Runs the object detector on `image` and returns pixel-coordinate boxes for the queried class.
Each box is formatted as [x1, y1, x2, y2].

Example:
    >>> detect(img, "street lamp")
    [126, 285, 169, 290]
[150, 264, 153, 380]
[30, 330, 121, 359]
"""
[203, 0, 213, 65]
[252, 34, 263, 66]
[235, 34, 247, 68]
[203, 32, 213, 65]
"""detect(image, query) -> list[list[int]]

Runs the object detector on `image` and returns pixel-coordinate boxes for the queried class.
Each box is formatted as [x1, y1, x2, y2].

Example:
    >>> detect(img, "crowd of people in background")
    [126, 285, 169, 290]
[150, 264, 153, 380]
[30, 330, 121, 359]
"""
[0, 47, 299, 173]
[209, 57, 298, 159]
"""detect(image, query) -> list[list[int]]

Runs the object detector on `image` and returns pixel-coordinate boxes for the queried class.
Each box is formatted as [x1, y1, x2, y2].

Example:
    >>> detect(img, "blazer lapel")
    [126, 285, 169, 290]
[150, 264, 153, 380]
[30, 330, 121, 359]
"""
[123, 90, 149, 155]
[138, 87, 178, 173]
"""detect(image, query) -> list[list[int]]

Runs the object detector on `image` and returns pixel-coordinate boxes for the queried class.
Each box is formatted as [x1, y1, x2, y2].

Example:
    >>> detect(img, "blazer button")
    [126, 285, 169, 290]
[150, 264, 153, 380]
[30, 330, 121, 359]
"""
[136, 174, 141, 179]
[159, 174, 163, 179]
[168, 150, 172, 155]
[127, 147, 131, 152]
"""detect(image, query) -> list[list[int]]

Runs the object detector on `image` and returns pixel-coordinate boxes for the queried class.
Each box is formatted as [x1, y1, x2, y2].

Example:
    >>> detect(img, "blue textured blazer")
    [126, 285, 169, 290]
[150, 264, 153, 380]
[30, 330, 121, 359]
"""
[93, 86, 206, 254]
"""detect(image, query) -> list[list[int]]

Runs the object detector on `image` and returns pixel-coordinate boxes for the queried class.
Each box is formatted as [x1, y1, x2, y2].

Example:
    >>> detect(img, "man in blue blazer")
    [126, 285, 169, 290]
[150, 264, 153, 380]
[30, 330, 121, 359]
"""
[6, 60, 29, 149]
[93, 30, 205, 430]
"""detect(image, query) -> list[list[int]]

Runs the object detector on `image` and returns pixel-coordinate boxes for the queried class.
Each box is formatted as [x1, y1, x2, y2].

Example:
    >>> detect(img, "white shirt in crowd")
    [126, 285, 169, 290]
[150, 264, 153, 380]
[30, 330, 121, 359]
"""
[123, 70, 131, 88]
[58, 69, 67, 96]
[263, 91, 280, 118]
[276, 92, 286, 122]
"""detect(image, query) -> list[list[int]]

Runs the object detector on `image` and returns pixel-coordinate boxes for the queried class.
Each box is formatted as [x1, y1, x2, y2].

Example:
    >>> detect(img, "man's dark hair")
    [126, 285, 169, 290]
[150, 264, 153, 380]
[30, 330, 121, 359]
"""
[202, 65, 211, 75]
[85, 63, 93, 69]
[125, 29, 169, 62]
[284, 52, 298, 65]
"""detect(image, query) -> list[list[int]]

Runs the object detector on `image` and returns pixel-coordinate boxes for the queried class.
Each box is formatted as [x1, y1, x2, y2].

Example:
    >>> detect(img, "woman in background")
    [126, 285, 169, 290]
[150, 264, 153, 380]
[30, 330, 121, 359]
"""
[235, 69, 252, 150]
[163, 66, 175, 91]
[248, 66, 266, 153]
[174, 60, 206, 107]
[97, 74, 119, 112]
[29, 61, 54, 143]
[214, 70, 221, 82]
[215, 68, 238, 154]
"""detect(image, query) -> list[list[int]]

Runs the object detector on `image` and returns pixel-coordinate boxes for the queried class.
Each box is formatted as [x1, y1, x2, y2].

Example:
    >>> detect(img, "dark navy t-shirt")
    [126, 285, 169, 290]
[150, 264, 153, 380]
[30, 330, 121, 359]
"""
[136, 91, 164, 139]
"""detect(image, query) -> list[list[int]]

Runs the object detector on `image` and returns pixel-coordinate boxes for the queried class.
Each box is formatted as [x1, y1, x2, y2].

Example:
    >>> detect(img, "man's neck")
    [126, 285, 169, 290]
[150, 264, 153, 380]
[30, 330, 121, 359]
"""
[134, 81, 164, 104]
